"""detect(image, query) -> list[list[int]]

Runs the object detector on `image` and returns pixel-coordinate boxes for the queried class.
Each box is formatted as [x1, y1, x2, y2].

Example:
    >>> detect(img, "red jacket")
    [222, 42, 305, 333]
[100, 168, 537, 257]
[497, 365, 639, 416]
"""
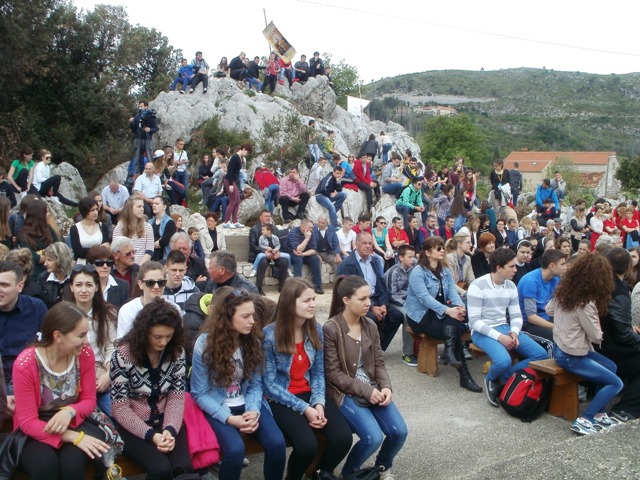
[254, 167, 279, 190]
[13, 345, 96, 448]
[352, 159, 372, 185]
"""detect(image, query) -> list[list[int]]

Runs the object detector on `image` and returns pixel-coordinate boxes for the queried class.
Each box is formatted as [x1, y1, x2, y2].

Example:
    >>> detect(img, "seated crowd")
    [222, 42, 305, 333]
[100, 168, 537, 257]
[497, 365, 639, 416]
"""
[1, 133, 640, 480]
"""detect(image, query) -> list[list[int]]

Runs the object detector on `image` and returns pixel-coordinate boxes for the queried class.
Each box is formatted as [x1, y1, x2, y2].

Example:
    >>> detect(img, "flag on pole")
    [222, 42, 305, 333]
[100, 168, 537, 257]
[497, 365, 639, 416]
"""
[347, 95, 370, 119]
[262, 21, 297, 63]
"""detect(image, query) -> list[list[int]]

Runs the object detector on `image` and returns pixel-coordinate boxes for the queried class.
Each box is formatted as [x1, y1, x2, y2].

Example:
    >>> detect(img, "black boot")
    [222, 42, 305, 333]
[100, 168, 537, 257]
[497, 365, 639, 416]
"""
[442, 324, 463, 368]
[458, 364, 483, 393]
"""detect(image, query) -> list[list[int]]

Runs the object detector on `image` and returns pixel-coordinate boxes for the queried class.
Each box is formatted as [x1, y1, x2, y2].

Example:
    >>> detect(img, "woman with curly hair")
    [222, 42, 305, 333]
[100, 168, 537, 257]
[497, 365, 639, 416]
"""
[39, 242, 75, 308]
[263, 278, 352, 479]
[17, 200, 62, 280]
[110, 298, 193, 479]
[191, 289, 286, 480]
[112, 195, 154, 265]
[546, 254, 622, 435]
[554, 236, 572, 259]
[66, 264, 117, 414]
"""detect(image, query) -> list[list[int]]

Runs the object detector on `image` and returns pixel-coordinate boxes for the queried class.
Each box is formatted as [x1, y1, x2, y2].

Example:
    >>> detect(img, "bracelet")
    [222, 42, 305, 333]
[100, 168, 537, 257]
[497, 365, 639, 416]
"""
[73, 431, 85, 446]
[63, 406, 76, 419]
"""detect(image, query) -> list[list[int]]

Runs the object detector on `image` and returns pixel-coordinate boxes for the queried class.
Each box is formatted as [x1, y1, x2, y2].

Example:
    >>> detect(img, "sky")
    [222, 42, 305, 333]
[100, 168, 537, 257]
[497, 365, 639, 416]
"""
[71, 0, 640, 85]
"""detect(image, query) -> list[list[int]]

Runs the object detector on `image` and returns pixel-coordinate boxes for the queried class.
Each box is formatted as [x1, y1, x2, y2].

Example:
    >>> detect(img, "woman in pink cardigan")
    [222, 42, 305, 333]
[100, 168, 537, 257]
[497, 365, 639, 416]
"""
[13, 301, 110, 480]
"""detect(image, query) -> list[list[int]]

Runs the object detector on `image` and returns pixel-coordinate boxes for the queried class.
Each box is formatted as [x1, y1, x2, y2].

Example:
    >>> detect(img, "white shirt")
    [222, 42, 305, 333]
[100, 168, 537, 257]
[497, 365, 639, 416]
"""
[174, 149, 189, 172]
[32, 162, 51, 190]
[337, 229, 356, 253]
[133, 174, 162, 199]
[102, 185, 130, 211]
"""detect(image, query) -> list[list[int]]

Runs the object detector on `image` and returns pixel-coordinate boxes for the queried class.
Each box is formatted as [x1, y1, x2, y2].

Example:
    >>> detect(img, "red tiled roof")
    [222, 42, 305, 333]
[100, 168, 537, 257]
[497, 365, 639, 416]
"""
[503, 159, 552, 173]
[504, 151, 616, 166]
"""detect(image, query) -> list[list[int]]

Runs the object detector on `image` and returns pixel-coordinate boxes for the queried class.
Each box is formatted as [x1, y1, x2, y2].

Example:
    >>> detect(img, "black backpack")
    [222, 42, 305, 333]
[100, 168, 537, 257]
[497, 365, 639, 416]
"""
[499, 368, 551, 423]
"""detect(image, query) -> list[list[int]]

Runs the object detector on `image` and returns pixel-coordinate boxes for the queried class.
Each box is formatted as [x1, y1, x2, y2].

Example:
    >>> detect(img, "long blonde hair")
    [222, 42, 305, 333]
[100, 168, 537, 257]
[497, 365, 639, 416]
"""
[118, 196, 145, 238]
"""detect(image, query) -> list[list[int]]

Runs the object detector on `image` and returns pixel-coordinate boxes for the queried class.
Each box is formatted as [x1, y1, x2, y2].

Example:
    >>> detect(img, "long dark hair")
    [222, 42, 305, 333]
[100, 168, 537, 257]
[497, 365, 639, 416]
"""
[274, 278, 321, 354]
[120, 297, 185, 366]
[66, 266, 117, 356]
[35, 301, 88, 347]
[19, 201, 53, 249]
[329, 275, 369, 318]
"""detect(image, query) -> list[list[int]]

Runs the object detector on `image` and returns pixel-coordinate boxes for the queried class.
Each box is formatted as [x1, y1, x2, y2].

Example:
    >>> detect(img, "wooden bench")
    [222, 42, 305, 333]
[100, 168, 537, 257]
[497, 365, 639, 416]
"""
[529, 359, 581, 421]
[4, 425, 324, 479]
[406, 327, 471, 377]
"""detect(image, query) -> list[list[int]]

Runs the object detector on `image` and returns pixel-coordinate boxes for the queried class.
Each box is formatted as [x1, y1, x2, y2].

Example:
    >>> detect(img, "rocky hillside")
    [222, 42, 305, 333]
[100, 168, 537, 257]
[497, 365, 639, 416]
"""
[364, 68, 640, 156]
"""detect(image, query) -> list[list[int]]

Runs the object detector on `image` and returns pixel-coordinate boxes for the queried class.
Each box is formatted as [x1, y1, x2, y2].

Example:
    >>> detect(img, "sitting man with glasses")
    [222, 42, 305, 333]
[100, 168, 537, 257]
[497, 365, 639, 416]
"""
[111, 236, 140, 296]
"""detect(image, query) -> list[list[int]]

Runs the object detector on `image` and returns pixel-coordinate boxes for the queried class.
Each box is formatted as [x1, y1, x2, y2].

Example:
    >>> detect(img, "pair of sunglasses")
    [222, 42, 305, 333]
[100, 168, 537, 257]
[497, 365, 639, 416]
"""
[142, 279, 167, 288]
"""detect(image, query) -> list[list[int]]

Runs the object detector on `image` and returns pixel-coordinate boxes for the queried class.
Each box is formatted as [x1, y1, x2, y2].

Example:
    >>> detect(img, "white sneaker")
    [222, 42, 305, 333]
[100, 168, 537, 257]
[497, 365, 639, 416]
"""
[288, 270, 294, 277]
[234, 222, 245, 228]
[51, 197, 62, 205]
[249, 269, 257, 278]
[222, 222, 233, 228]
[380, 469, 395, 480]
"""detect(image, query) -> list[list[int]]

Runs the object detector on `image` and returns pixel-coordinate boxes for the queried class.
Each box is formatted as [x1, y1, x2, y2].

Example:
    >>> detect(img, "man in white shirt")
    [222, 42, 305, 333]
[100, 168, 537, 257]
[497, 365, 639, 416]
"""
[133, 159, 162, 217]
[173, 138, 189, 192]
[102, 176, 130, 224]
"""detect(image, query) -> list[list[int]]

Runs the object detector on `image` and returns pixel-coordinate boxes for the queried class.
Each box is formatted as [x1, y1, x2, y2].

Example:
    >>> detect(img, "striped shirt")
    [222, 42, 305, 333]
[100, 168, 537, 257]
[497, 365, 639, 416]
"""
[467, 274, 523, 340]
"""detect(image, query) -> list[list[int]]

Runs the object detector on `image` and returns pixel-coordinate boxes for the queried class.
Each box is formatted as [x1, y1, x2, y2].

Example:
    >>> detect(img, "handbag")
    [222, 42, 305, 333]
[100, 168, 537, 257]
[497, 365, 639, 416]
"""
[328, 318, 377, 408]
[76, 408, 124, 468]
[0, 429, 28, 480]
[343, 465, 382, 480]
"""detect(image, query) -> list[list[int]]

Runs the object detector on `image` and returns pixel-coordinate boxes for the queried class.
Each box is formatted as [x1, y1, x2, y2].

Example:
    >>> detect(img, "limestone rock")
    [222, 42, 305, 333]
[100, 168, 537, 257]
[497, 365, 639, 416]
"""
[51, 162, 87, 201]
[44, 197, 74, 237]
[290, 75, 336, 120]
[374, 194, 400, 224]
[95, 161, 129, 193]
[341, 189, 368, 222]
[237, 187, 265, 226]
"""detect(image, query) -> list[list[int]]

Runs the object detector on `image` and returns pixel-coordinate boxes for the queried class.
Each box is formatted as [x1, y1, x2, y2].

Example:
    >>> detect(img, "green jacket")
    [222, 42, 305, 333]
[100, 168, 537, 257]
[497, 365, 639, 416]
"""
[396, 185, 423, 208]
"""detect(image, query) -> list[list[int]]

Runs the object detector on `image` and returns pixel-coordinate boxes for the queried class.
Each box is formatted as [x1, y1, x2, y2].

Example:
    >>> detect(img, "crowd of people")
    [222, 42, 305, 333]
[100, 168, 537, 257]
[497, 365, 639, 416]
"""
[169, 51, 333, 96]
[2, 122, 640, 480]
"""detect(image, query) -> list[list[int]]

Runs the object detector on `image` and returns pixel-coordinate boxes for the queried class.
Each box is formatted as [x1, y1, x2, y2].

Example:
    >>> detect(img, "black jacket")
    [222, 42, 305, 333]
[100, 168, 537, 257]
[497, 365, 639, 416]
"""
[183, 292, 209, 362]
[248, 223, 286, 263]
[599, 276, 640, 358]
[37, 271, 70, 308]
[316, 173, 343, 197]
[106, 277, 131, 310]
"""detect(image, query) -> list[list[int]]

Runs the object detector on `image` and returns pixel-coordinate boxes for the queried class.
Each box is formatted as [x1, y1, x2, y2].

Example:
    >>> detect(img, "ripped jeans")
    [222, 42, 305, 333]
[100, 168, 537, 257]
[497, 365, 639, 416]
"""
[339, 396, 408, 475]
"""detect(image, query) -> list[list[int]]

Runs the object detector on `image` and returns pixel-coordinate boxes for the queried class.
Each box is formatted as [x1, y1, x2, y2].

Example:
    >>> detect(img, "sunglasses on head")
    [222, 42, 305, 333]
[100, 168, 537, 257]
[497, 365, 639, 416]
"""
[230, 289, 249, 298]
[72, 264, 96, 273]
[142, 279, 167, 288]
[92, 260, 114, 267]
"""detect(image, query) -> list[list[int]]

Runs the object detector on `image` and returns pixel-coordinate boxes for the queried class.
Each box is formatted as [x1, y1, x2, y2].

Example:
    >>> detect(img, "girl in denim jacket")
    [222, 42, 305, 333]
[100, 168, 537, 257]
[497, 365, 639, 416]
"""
[263, 278, 352, 480]
[191, 288, 286, 480]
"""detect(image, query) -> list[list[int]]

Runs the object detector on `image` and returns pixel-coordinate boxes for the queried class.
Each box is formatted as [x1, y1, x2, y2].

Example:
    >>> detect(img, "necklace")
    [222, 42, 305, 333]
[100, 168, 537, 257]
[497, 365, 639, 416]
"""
[44, 346, 69, 373]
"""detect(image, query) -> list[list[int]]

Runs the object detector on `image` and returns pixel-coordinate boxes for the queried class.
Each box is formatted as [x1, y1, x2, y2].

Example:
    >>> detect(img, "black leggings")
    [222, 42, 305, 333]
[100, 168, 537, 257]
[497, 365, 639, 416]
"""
[19, 437, 94, 480]
[117, 424, 193, 480]
[12, 168, 38, 194]
[39, 175, 79, 207]
[269, 392, 353, 479]
[262, 74, 277, 94]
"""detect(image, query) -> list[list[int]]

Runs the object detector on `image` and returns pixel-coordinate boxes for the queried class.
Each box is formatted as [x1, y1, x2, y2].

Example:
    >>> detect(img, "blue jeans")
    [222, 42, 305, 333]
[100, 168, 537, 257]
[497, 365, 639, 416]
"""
[339, 396, 408, 475]
[246, 77, 263, 91]
[210, 196, 229, 219]
[97, 392, 111, 416]
[205, 403, 286, 480]
[308, 144, 321, 163]
[553, 345, 623, 421]
[167, 180, 187, 205]
[382, 183, 404, 195]
[263, 183, 280, 213]
[471, 324, 547, 383]
[170, 76, 191, 91]
[316, 192, 346, 227]
[173, 170, 188, 190]
[252, 252, 291, 270]
[395, 205, 427, 227]
[382, 143, 392, 163]
[291, 254, 322, 289]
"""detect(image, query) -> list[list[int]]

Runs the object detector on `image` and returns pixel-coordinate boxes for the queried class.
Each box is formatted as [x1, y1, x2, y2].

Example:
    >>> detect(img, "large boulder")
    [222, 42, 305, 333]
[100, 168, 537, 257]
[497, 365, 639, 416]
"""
[95, 161, 129, 193]
[237, 187, 265, 226]
[290, 75, 336, 120]
[51, 162, 87, 201]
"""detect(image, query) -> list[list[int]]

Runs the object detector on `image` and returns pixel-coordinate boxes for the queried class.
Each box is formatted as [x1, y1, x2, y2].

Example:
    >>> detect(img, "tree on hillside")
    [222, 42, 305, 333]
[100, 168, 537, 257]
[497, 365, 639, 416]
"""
[322, 53, 359, 109]
[420, 114, 489, 167]
[0, 0, 180, 186]
[616, 155, 640, 193]
[258, 111, 309, 172]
